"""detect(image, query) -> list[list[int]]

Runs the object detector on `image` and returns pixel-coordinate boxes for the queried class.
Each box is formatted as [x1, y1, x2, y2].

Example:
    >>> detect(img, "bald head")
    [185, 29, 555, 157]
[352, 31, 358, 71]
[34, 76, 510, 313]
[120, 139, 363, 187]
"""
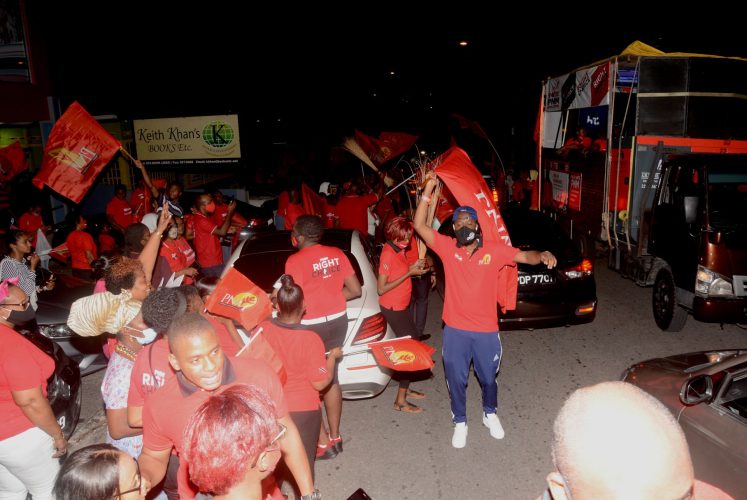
[550, 381, 693, 500]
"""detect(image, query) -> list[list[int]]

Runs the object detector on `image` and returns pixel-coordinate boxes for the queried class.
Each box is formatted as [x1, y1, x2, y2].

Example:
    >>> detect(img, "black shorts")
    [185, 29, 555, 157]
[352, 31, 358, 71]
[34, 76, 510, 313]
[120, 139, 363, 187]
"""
[306, 314, 348, 384]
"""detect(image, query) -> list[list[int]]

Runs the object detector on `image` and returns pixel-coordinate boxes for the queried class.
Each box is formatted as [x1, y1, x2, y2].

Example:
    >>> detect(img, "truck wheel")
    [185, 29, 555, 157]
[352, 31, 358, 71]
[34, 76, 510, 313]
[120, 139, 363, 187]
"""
[652, 269, 688, 332]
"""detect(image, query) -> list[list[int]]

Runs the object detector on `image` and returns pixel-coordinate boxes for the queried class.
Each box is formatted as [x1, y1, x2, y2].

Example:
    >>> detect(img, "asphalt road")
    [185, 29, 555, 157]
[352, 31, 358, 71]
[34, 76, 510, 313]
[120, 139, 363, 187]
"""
[71, 260, 746, 499]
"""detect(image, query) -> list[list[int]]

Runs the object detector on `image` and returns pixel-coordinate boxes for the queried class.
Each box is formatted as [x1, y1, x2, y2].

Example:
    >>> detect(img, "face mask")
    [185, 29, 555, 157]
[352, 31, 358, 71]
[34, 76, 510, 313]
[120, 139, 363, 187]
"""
[395, 241, 409, 249]
[167, 227, 179, 239]
[4, 304, 35, 325]
[454, 225, 480, 247]
[205, 202, 216, 213]
[130, 327, 159, 345]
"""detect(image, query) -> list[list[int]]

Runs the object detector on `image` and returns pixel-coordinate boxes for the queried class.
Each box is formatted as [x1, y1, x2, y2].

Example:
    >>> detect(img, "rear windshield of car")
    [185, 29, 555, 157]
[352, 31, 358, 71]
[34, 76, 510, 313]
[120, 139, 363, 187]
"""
[233, 250, 364, 292]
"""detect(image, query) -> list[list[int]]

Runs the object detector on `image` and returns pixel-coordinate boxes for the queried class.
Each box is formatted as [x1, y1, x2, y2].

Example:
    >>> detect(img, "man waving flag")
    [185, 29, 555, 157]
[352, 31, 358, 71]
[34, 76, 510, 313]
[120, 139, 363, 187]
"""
[33, 102, 121, 203]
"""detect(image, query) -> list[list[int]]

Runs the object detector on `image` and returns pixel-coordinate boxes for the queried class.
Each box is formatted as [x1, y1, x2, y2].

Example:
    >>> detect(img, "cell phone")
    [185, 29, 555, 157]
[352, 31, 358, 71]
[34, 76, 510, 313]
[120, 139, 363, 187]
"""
[346, 489, 372, 500]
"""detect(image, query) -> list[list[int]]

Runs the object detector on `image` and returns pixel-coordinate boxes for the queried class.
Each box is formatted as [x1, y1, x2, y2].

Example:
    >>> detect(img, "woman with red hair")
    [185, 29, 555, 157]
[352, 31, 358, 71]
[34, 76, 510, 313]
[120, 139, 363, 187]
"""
[182, 385, 287, 500]
[377, 217, 428, 413]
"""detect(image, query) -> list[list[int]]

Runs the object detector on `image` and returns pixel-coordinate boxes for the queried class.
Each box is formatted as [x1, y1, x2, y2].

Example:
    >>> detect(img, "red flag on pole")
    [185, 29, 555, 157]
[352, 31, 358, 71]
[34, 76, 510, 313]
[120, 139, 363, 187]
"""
[301, 183, 326, 217]
[0, 141, 28, 182]
[204, 268, 272, 331]
[433, 147, 518, 312]
[354, 130, 417, 166]
[33, 102, 121, 203]
[368, 337, 436, 372]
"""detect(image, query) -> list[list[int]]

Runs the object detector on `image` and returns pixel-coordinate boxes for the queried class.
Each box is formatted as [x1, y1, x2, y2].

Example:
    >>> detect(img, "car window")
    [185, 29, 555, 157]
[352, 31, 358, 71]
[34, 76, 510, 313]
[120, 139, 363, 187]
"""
[233, 249, 364, 292]
[717, 373, 747, 420]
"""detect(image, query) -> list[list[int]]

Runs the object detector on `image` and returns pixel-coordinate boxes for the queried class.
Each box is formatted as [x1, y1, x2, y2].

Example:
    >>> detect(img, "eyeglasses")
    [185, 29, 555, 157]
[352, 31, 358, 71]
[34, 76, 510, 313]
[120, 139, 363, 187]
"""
[116, 458, 141, 497]
[250, 423, 287, 468]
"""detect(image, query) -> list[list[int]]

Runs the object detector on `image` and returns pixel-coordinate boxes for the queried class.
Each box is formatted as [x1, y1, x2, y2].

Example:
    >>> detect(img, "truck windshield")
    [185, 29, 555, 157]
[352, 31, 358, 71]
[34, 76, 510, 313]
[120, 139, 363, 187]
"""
[708, 168, 747, 229]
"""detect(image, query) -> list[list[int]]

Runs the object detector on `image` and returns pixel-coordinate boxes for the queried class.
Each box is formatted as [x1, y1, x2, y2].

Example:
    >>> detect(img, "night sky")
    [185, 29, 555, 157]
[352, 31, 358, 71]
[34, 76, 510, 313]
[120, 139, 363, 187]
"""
[33, 5, 747, 168]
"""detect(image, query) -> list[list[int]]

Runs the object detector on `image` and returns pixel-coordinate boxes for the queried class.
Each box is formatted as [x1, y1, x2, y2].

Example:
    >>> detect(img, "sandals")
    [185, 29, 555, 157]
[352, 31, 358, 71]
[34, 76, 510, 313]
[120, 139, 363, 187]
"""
[393, 401, 423, 413]
[406, 389, 426, 400]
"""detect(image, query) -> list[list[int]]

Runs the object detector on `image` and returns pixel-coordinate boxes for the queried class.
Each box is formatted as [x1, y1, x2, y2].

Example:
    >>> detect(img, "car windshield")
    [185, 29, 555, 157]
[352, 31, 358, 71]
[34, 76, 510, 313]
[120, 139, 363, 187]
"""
[234, 249, 364, 292]
[707, 167, 747, 230]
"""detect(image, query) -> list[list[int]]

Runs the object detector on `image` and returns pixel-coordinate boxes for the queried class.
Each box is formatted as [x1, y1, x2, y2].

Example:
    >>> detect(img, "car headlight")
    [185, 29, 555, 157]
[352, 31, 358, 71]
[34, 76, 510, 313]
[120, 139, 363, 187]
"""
[695, 266, 734, 297]
[38, 323, 76, 340]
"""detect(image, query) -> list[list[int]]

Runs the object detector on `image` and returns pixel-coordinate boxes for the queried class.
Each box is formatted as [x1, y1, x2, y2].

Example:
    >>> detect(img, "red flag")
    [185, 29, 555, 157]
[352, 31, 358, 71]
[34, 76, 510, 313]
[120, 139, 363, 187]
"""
[0, 141, 28, 182]
[451, 113, 489, 140]
[49, 242, 70, 262]
[433, 147, 518, 312]
[301, 183, 327, 217]
[236, 325, 287, 385]
[354, 130, 417, 166]
[204, 268, 272, 331]
[368, 337, 435, 372]
[33, 102, 121, 203]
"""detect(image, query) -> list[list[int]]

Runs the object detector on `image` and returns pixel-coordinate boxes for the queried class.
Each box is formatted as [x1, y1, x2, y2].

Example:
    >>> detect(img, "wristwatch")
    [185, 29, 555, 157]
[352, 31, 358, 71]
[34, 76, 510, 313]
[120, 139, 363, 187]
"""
[300, 489, 321, 500]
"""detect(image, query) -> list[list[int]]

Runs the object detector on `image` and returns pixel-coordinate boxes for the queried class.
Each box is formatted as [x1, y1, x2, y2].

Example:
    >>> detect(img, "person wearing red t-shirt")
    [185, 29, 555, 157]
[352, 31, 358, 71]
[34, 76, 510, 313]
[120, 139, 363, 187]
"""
[98, 223, 117, 256]
[66, 215, 97, 280]
[152, 217, 198, 287]
[18, 205, 48, 247]
[284, 215, 361, 460]
[0, 282, 66, 499]
[334, 181, 379, 237]
[414, 173, 557, 449]
[377, 217, 428, 414]
[130, 179, 152, 222]
[138, 313, 314, 500]
[106, 184, 135, 234]
[262, 274, 340, 476]
[193, 193, 236, 277]
[283, 186, 306, 230]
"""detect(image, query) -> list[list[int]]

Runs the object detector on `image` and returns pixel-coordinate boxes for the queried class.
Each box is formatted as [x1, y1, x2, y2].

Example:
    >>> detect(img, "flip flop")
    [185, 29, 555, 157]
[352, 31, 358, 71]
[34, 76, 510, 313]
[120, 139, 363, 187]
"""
[394, 402, 423, 413]
[406, 389, 426, 400]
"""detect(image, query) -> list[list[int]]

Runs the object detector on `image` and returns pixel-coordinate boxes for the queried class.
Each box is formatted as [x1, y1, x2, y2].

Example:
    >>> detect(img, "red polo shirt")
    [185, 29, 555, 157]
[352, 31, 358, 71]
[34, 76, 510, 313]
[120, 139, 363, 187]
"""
[193, 212, 222, 268]
[142, 356, 287, 499]
[285, 244, 354, 319]
[378, 243, 412, 311]
[260, 319, 328, 412]
[1, 324, 54, 440]
[66, 230, 97, 270]
[429, 232, 518, 332]
[106, 197, 134, 230]
[204, 315, 241, 357]
[127, 338, 173, 409]
[98, 233, 116, 254]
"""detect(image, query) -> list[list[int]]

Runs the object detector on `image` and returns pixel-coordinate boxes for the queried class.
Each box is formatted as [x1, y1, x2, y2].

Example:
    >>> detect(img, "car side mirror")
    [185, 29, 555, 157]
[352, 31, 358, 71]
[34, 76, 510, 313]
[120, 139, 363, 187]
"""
[680, 375, 713, 405]
[684, 196, 699, 224]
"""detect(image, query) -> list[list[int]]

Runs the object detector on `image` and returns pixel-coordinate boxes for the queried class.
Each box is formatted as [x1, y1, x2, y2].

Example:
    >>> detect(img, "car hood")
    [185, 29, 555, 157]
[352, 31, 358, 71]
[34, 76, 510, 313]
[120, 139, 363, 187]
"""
[632, 350, 747, 375]
[36, 282, 92, 325]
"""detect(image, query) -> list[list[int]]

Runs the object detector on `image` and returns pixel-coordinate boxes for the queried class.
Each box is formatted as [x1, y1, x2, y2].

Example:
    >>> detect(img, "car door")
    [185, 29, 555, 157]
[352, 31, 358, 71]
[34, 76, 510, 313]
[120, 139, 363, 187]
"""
[677, 367, 747, 498]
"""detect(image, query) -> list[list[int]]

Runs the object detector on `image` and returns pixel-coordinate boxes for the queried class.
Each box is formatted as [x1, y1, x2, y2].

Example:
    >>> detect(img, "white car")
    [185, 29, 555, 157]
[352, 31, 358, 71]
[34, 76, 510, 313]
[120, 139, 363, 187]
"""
[223, 229, 395, 399]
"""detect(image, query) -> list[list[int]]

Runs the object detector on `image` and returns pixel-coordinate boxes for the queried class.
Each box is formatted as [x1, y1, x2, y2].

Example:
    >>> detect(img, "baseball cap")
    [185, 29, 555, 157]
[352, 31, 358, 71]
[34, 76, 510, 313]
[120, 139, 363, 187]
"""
[452, 206, 478, 222]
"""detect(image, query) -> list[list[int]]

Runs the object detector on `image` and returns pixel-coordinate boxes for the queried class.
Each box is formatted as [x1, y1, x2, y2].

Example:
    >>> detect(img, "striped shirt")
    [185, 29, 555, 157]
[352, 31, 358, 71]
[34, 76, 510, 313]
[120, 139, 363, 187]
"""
[0, 257, 38, 310]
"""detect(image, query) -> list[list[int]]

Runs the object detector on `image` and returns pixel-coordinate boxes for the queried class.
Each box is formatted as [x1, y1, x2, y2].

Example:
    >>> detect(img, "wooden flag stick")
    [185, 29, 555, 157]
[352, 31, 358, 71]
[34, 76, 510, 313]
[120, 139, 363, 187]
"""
[418, 180, 441, 259]
[119, 146, 135, 163]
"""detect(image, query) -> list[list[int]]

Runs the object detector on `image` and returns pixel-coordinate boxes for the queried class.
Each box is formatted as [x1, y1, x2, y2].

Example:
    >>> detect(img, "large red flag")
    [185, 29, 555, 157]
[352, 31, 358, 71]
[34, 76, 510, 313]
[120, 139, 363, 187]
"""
[204, 268, 273, 331]
[301, 183, 326, 217]
[433, 147, 518, 312]
[0, 141, 28, 182]
[354, 130, 417, 166]
[368, 337, 435, 372]
[33, 102, 121, 203]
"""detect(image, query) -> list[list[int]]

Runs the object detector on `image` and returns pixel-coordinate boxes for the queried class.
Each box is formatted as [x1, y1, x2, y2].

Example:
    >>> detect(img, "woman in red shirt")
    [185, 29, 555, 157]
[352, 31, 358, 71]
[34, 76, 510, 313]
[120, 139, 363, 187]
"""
[377, 217, 428, 413]
[66, 215, 97, 281]
[261, 274, 341, 477]
[0, 280, 67, 498]
[152, 217, 197, 287]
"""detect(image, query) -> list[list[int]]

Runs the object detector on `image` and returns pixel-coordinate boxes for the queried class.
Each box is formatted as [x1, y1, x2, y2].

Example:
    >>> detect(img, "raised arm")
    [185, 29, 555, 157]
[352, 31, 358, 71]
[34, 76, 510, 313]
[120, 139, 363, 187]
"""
[413, 174, 437, 247]
[514, 250, 557, 269]
[139, 204, 172, 284]
[134, 160, 160, 198]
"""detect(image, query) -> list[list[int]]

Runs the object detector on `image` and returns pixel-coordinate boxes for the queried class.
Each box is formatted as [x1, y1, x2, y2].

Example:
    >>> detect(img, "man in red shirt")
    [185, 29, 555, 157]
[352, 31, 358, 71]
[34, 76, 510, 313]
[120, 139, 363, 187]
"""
[335, 180, 381, 237]
[138, 313, 314, 499]
[285, 215, 361, 459]
[65, 215, 97, 280]
[414, 174, 556, 448]
[193, 193, 236, 277]
[106, 184, 135, 235]
[18, 204, 48, 247]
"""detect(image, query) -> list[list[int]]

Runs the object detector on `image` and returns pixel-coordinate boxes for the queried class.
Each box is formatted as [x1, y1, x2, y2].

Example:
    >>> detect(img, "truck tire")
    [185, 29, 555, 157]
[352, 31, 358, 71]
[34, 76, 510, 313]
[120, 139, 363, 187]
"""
[652, 269, 688, 332]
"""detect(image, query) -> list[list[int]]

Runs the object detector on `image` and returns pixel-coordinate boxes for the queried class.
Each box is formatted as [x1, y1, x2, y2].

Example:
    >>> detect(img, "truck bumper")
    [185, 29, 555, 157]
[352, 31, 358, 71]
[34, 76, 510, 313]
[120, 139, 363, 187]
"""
[693, 296, 747, 323]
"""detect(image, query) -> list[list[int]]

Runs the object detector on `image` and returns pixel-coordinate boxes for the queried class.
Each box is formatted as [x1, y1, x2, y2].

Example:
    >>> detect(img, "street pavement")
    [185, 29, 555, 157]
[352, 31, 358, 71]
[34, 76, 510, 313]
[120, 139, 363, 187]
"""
[70, 260, 747, 499]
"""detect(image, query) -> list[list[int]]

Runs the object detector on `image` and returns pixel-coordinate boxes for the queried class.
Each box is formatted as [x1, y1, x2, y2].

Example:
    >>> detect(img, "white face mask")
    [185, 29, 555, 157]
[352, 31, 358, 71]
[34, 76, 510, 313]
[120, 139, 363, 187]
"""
[130, 327, 159, 345]
[167, 227, 179, 239]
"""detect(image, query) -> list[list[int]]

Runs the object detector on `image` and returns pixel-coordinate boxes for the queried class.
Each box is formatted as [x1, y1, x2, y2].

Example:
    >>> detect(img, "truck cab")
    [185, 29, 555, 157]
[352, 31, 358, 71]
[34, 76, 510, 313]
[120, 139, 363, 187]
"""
[649, 154, 747, 330]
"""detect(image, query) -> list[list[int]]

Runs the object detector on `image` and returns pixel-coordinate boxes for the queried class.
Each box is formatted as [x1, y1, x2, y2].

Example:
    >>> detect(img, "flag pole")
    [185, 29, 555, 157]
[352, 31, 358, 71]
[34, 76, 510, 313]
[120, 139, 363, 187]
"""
[119, 146, 135, 163]
[331, 336, 416, 356]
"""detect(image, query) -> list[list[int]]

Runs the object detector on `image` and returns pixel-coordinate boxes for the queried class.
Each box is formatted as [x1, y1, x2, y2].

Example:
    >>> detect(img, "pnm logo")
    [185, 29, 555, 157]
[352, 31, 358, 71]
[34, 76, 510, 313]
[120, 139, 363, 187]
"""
[220, 292, 258, 310]
[47, 146, 99, 174]
[382, 346, 415, 365]
[479, 254, 492, 265]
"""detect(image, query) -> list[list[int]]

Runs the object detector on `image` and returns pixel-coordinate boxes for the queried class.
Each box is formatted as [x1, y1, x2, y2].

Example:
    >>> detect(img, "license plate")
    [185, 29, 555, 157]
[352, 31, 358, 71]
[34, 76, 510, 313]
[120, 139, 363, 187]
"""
[518, 274, 554, 286]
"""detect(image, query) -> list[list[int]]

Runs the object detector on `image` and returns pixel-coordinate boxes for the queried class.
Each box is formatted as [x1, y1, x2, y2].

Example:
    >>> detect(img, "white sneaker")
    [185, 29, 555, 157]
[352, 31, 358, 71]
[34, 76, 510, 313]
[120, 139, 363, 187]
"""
[483, 412, 505, 440]
[452, 422, 468, 448]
